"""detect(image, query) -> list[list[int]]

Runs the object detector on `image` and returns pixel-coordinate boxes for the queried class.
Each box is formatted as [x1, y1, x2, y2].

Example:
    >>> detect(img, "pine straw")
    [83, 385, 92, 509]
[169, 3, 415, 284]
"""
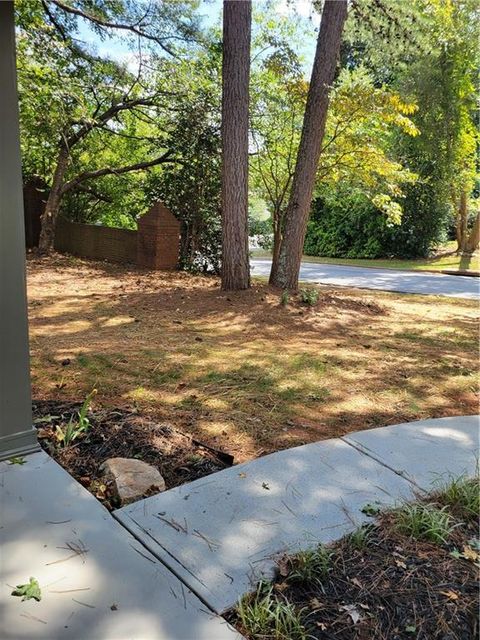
[231, 509, 479, 640]
[33, 400, 229, 510]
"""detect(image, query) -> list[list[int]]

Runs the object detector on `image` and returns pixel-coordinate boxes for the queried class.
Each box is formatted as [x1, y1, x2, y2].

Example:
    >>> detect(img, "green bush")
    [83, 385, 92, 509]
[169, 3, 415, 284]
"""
[304, 192, 392, 259]
[304, 183, 449, 260]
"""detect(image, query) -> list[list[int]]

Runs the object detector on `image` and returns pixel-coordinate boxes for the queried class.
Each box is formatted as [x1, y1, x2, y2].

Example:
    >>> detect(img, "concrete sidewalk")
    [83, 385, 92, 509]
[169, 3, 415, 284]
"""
[2, 416, 478, 637]
[0, 452, 241, 640]
[115, 415, 479, 614]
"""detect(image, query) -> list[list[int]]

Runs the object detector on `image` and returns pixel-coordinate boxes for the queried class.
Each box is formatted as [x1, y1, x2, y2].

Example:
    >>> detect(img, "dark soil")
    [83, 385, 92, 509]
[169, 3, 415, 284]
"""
[33, 399, 231, 510]
[231, 510, 479, 640]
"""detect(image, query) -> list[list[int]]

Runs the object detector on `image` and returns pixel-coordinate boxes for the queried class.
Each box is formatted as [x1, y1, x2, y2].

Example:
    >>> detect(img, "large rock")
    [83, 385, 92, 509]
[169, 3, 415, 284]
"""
[100, 457, 165, 505]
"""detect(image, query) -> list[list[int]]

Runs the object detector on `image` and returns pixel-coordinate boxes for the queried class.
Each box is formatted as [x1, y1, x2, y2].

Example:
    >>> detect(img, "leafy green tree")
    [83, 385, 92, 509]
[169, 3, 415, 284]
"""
[346, 0, 479, 255]
[146, 46, 223, 273]
[16, 0, 199, 252]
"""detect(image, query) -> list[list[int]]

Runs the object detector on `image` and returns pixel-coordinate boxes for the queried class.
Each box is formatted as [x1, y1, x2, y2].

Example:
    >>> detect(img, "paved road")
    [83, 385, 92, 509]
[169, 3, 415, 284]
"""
[251, 259, 479, 299]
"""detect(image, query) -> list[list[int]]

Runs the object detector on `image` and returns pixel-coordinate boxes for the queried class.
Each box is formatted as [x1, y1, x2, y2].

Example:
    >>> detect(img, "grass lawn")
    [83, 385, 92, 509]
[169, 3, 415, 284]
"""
[252, 242, 480, 273]
[27, 255, 479, 463]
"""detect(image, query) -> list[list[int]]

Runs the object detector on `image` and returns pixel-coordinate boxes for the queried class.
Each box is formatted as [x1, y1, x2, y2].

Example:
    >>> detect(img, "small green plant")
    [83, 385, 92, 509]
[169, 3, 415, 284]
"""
[435, 474, 479, 521]
[288, 544, 332, 585]
[345, 525, 372, 551]
[280, 290, 290, 306]
[393, 502, 455, 544]
[55, 388, 97, 448]
[7, 457, 27, 466]
[299, 288, 319, 306]
[361, 502, 381, 517]
[237, 583, 307, 640]
[11, 577, 41, 602]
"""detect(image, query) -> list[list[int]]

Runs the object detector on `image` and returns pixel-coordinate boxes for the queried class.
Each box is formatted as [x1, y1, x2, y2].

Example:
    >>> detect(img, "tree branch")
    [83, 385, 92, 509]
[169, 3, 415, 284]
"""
[61, 151, 176, 193]
[47, 0, 176, 56]
[66, 95, 158, 148]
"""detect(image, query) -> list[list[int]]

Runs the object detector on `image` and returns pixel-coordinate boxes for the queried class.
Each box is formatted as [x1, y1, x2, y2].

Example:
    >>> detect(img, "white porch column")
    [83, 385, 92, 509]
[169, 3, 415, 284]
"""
[0, 1, 39, 459]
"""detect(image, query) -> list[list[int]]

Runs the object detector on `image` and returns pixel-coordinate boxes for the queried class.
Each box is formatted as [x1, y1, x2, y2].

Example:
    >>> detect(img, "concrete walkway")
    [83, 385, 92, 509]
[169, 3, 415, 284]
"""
[115, 415, 479, 614]
[251, 259, 480, 299]
[0, 452, 241, 640]
[2, 416, 478, 637]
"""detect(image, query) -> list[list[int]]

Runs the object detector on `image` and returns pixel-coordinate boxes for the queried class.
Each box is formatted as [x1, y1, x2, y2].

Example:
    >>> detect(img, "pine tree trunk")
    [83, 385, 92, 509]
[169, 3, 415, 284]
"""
[455, 190, 468, 254]
[221, 0, 251, 290]
[270, 0, 348, 290]
[38, 144, 69, 253]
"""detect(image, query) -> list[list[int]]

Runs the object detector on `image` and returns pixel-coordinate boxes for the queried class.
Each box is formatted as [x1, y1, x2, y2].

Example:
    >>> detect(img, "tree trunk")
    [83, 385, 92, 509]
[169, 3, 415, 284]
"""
[38, 144, 69, 253]
[455, 190, 468, 254]
[221, 0, 251, 290]
[270, 0, 348, 290]
[269, 209, 282, 285]
[465, 211, 479, 254]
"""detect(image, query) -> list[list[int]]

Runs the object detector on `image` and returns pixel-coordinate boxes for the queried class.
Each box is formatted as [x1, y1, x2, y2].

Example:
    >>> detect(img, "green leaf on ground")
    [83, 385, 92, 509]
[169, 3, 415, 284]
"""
[8, 457, 26, 465]
[361, 502, 381, 516]
[11, 577, 42, 602]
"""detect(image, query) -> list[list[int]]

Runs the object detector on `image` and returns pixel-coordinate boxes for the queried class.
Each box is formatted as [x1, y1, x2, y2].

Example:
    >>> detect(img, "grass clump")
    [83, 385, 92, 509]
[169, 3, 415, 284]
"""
[393, 502, 455, 544]
[288, 544, 332, 585]
[237, 583, 306, 640]
[435, 474, 479, 521]
[345, 525, 373, 551]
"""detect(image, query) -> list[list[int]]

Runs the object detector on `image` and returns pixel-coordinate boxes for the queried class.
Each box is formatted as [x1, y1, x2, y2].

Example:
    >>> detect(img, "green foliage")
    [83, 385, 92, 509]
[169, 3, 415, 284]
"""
[305, 191, 393, 259]
[280, 290, 289, 306]
[237, 583, 307, 640]
[7, 457, 27, 465]
[288, 545, 332, 585]
[361, 502, 382, 517]
[146, 45, 222, 273]
[299, 288, 319, 306]
[393, 503, 455, 544]
[16, 0, 200, 230]
[345, 525, 372, 551]
[11, 577, 41, 602]
[435, 475, 479, 522]
[55, 388, 97, 448]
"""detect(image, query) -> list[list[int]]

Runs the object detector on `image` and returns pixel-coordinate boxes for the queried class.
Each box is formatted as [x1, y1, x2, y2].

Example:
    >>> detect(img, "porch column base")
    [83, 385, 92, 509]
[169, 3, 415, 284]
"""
[0, 429, 40, 462]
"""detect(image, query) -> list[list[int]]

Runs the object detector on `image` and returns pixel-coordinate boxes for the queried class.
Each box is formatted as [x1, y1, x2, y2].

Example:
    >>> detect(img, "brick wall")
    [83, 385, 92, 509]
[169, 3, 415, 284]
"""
[54, 201, 180, 269]
[55, 219, 137, 264]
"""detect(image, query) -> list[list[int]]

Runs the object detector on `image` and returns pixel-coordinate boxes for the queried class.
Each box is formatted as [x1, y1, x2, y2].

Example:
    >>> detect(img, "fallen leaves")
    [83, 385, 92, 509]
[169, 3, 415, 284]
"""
[440, 589, 459, 601]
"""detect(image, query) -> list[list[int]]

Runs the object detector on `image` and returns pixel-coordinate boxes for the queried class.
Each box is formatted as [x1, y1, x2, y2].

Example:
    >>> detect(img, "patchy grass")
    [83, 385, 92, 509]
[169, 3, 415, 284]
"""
[237, 583, 307, 640]
[231, 480, 479, 640]
[288, 546, 332, 586]
[27, 255, 479, 461]
[434, 474, 480, 522]
[252, 242, 480, 273]
[393, 503, 455, 544]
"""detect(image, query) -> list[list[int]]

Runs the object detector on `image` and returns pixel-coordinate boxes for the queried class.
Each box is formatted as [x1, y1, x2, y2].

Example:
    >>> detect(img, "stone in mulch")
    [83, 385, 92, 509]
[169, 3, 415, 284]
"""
[100, 457, 166, 505]
[33, 400, 232, 509]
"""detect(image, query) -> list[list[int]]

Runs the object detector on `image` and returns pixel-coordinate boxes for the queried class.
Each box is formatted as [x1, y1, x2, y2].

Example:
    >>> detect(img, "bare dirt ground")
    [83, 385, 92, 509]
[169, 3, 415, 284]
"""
[27, 254, 479, 464]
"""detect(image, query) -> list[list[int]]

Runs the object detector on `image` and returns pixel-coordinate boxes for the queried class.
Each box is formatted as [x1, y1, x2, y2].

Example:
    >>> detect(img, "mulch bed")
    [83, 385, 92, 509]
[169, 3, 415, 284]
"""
[33, 399, 232, 510]
[231, 512, 479, 640]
